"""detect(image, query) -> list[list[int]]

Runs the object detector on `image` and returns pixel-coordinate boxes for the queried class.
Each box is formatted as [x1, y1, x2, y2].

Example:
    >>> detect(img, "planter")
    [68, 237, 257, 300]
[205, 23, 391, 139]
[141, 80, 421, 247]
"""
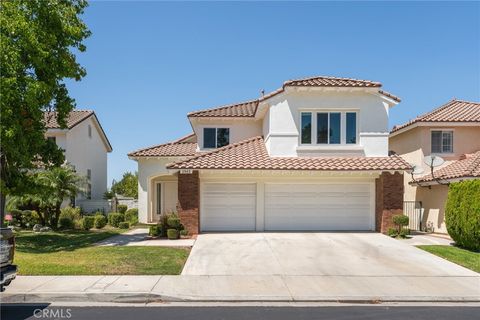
[167, 228, 179, 240]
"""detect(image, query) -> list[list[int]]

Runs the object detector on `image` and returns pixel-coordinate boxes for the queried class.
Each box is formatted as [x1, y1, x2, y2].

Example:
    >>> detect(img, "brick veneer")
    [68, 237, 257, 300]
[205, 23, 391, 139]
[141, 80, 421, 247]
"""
[177, 170, 200, 235]
[375, 172, 404, 233]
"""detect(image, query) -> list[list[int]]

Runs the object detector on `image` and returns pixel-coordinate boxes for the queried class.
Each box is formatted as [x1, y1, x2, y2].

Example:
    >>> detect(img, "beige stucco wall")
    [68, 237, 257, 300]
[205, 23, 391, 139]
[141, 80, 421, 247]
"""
[389, 124, 479, 233]
[416, 184, 449, 234]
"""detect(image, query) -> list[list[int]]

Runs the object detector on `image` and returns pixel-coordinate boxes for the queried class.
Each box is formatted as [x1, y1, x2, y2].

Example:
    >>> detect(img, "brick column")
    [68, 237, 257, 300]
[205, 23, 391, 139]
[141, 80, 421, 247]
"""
[177, 170, 200, 235]
[375, 172, 404, 233]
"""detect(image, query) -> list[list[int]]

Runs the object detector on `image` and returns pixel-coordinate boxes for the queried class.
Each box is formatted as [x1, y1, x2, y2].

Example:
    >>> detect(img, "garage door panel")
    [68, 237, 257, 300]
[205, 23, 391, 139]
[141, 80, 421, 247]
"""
[265, 183, 373, 231]
[201, 183, 256, 232]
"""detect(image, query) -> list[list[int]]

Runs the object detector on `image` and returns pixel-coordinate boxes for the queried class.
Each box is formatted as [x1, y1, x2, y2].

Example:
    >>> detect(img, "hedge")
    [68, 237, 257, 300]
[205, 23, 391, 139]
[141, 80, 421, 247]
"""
[445, 179, 480, 251]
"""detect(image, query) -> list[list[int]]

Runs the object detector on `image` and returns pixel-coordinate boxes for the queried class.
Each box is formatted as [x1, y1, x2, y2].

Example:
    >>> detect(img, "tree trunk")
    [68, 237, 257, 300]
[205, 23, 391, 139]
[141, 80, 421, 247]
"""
[0, 154, 6, 228]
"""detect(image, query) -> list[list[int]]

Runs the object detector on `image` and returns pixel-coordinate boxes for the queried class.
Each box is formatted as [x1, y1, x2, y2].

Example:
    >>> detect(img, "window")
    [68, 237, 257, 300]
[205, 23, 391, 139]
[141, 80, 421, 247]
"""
[47, 136, 56, 144]
[346, 112, 357, 144]
[88, 125, 92, 138]
[156, 183, 162, 215]
[203, 128, 230, 148]
[431, 130, 453, 153]
[304, 111, 357, 145]
[317, 113, 328, 144]
[328, 112, 341, 144]
[301, 112, 312, 144]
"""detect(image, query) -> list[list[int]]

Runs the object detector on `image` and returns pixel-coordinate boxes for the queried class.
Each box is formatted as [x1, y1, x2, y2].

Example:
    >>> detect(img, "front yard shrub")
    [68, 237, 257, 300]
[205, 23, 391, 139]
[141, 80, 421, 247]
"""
[149, 225, 160, 237]
[59, 207, 81, 229]
[399, 228, 410, 238]
[445, 180, 480, 251]
[180, 229, 188, 237]
[167, 229, 179, 240]
[125, 208, 138, 225]
[387, 228, 398, 237]
[118, 222, 130, 229]
[10, 209, 23, 227]
[109, 213, 124, 228]
[117, 205, 128, 214]
[94, 215, 107, 229]
[167, 214, 181, 229]
[81, 216, 95, 230]
[159, 214, 169, 237]
[393, 214, 409, 234]
[58, 216, 74, 230]
[22, 210, 40, 229]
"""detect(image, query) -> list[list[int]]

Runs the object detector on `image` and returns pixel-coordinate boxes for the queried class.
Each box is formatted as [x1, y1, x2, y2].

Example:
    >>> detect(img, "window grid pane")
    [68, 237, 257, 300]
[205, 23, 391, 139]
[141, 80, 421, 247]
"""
[301, 112, 312, 144]
[442, 132, 453, 153]
[431, 131, 442, 153]
[203, 128, 216, 148]
[317, 113, 328, 144]
[346, 112, 357, 144]
[329, 112, 341, 144]
[216, 128, 230, 148]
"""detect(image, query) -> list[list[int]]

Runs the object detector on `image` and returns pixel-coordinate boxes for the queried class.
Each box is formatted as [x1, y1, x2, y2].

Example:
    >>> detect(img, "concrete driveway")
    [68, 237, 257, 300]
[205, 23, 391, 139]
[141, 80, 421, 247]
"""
[182, 232, 477, 277]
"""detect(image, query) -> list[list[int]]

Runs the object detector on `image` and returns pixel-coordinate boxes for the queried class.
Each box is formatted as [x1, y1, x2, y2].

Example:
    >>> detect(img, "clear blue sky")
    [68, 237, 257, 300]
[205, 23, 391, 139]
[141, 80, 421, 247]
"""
[66, 1, 480, 186]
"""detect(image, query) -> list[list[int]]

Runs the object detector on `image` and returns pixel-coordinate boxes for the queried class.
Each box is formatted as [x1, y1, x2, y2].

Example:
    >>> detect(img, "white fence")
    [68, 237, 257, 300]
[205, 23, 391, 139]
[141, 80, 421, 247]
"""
[117, 199, 138, 210]
[76, 199, 113, 214]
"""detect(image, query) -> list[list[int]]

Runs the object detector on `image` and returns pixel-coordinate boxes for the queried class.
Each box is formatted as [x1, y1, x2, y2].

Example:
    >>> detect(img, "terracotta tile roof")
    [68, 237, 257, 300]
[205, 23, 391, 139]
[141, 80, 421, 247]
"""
[188, 76, 400, 118]
[391, 99, 480, 133]
[284, 76, 381, 88]
[44, 110, 94, 129]
[128, 136, 198, 158]
[167, 136, 411, 171]
[413, 151, 480, 183]
[187, 100, 259, 118]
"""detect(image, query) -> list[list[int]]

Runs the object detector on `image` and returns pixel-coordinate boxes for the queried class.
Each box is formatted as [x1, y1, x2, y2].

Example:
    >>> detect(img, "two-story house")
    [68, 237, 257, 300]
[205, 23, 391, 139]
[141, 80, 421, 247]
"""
[389, 100, 480, 233]
[44, 110, 113, 212]
[129, 76, 410, 234]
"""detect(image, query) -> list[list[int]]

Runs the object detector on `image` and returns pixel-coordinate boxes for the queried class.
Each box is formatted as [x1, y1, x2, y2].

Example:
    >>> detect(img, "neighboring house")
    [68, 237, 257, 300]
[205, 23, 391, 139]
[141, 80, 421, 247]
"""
[44, 110, 113, 212]
[129, 76, 410, 234]
[389, 100, 480, 233]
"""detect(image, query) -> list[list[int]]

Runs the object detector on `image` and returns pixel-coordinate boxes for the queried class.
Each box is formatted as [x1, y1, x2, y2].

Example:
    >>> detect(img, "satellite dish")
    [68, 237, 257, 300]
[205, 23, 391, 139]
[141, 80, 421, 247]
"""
[410, 163, 425, 175]
[424, 155, 444, 168]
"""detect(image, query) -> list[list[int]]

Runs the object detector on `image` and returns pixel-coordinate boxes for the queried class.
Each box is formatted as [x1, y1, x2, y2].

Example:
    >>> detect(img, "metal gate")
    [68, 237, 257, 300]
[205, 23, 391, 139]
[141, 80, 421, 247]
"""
[403, 201, 423, 231]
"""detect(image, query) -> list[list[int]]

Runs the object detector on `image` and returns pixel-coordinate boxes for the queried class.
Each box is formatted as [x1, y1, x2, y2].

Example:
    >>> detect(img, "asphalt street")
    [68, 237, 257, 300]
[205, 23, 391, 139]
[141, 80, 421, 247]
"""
[2, 304, 479, 320]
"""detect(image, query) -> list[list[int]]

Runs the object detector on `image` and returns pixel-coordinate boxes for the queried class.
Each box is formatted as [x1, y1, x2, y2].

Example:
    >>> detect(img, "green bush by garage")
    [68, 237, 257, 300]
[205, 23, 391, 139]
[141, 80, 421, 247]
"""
[445, 179, 480, 251]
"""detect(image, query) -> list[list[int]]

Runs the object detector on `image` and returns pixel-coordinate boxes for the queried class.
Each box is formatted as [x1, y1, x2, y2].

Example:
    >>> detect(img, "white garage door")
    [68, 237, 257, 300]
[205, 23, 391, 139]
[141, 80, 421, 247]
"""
[201, 183, 256, 231]
[265, 183, 373, 231]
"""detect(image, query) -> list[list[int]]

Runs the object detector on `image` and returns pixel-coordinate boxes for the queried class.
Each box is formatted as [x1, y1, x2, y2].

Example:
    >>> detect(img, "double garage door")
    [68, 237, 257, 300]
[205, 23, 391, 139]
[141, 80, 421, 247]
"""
[201, 182, 373, 232]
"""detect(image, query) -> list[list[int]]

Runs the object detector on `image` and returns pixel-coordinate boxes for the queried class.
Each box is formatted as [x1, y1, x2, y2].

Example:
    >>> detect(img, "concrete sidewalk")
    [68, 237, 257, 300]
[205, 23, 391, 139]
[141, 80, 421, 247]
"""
[2, 274, 479, 303]
[95, 228, 195, 247]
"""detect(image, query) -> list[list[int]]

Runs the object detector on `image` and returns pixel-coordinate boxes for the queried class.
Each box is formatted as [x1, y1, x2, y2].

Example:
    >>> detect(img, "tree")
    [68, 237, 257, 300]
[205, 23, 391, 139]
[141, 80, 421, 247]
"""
[0, 0, 90, 225]
[111, 172, 138, 199]
[7, 165, 85, 228]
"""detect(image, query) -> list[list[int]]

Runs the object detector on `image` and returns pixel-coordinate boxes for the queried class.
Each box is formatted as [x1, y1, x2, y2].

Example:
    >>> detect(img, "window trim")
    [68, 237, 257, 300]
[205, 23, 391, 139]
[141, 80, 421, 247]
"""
[202, 127, 230, 149]
[299, 110, 359, 146]
[430, 129, 454, 154]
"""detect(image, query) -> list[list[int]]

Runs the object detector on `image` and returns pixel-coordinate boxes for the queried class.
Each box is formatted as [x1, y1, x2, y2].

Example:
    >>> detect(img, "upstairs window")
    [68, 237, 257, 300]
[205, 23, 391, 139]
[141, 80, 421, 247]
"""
[88, 125, 92, 138]
[203, 128, 230, 148]
[431, 130, 453, 153]
[301, 111, 357, 145]
[47, 136, 56, 144]
[346, 112, 357, 144]
[301, 112, 312, 144]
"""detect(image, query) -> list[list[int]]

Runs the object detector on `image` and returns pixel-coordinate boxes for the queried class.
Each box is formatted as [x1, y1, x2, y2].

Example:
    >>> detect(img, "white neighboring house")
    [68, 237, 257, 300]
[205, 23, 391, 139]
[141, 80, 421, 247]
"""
[129, 76, 410, 234]
[44, 110, 113, 212]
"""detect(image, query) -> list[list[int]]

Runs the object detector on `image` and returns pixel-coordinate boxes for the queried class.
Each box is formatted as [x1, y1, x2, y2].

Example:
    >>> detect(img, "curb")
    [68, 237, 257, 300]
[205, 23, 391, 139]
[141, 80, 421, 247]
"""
[2, 293, 479, 304]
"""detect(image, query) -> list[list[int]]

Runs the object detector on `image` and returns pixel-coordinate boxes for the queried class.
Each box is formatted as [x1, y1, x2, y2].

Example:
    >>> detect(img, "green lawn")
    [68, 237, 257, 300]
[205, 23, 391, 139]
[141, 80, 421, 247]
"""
[417, 245, 480, 273]
[14, 230, 190, 275]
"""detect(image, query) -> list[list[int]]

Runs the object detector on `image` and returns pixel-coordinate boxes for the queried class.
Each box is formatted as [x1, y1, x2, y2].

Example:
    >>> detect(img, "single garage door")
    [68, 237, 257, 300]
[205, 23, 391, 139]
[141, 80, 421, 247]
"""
[201, 183, 256, 231]
[265, 183, 373, 231]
